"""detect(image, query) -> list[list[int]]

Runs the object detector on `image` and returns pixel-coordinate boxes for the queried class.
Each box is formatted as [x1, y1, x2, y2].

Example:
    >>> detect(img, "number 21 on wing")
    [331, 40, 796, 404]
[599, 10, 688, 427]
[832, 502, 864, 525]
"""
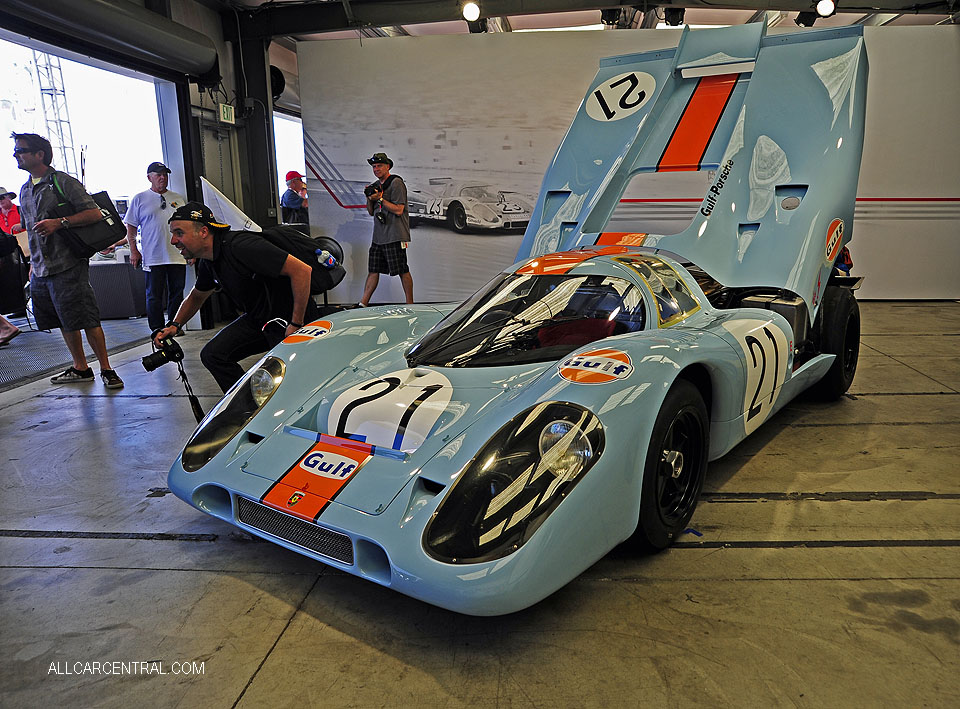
[586, 72, 656, 122]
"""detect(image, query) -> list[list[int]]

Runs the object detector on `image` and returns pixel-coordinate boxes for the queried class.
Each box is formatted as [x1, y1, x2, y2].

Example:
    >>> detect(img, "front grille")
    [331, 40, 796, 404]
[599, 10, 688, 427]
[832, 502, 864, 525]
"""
[236, 497, 354, 565]
[505, 220, 529, 230]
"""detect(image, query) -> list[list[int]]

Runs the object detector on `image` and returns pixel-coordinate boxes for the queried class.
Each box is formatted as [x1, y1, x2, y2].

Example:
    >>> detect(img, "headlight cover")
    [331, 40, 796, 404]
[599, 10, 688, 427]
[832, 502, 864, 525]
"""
[424, 402, 604, 564]
[180, 356, 285, 472]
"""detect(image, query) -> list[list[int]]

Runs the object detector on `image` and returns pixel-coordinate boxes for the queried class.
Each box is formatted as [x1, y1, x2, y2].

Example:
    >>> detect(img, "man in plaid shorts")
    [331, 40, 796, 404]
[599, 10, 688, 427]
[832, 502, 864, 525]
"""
[358, 153, 413, 306]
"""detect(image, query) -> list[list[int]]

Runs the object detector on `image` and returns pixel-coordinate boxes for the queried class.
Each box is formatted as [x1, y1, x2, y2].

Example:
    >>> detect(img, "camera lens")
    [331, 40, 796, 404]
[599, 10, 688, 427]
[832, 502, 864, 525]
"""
[141, 337, 185, 372]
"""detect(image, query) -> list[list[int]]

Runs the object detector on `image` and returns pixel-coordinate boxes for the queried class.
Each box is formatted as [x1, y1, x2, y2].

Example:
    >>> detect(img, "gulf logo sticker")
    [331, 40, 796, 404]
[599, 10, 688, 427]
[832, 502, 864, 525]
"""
[559, 348, 633, 384]
[283, 319, 333, 344]
[260, 439, 372, 521]
[825, 219, 844, 263]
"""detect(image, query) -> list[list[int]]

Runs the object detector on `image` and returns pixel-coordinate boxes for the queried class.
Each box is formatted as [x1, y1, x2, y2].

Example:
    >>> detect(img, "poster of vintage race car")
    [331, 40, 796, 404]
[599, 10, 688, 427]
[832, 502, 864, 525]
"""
[169, 23, 868, 615]
[407, 178, 535, 232]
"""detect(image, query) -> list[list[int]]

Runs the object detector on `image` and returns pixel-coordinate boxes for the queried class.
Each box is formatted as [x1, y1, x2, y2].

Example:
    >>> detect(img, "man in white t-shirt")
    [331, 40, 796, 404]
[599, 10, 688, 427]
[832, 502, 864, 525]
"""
[123, 161, 188, 332]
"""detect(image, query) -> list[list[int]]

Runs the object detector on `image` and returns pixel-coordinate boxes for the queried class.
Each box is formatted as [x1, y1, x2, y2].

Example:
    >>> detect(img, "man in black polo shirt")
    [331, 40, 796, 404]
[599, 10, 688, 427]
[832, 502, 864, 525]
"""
[153, 202, 319, 392]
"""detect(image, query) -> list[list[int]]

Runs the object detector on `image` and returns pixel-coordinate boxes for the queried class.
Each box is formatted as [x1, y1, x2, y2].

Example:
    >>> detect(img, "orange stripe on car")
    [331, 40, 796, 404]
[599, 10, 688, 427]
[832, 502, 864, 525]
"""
[516, 245, 634, 275]
[595, 232, 648, 246]
[261, 438, 373, 522]
[657, 74, 738, 172]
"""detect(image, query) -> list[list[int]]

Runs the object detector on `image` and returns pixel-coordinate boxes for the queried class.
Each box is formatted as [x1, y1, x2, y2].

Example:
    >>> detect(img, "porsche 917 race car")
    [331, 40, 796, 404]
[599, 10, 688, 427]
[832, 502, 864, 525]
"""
[169, 23, 868, 615]
[408, 178, 534, 232]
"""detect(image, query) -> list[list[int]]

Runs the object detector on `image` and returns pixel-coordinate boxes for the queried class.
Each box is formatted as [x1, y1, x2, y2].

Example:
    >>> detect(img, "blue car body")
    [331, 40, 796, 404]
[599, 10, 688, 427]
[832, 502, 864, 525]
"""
[169, 24, 868, 615]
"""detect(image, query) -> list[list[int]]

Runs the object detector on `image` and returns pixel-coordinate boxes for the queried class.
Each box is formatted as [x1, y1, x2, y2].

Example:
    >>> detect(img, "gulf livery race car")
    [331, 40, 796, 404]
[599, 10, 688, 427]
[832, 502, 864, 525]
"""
[169, 24, 868, 615]
[408, 178, 534, 232]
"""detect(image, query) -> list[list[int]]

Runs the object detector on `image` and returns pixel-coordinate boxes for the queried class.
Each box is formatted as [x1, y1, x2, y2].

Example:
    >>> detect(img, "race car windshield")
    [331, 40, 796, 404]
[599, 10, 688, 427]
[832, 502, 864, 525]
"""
[460, 186, 500, 201]
[406, 273, 646, 367]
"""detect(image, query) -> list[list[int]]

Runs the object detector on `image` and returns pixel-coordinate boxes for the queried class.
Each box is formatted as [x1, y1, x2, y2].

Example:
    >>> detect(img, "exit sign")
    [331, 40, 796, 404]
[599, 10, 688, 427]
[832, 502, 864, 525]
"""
[219, 103, 236, 125]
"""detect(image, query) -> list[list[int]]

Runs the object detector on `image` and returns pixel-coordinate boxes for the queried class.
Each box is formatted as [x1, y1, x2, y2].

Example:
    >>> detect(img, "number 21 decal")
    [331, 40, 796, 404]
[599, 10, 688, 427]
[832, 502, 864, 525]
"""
[586, 71, 656, 123]
[327, 369, 452, 453]
[722, 320, 790, 435]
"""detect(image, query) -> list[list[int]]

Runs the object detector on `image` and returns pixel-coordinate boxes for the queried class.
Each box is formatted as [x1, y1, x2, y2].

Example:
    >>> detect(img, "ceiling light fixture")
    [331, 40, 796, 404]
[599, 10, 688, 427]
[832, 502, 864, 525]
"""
[816, 0, 836, 16]
[462, 2, 480, 23]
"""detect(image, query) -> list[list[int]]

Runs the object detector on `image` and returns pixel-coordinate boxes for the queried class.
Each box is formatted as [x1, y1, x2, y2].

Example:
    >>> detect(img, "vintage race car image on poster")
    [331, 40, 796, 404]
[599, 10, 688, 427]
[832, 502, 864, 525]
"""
[407, 178, 535, 233]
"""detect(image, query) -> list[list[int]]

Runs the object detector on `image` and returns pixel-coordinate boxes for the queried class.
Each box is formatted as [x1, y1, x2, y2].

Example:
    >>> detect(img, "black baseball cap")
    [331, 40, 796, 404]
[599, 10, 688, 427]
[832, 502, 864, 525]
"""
[367, 152, 393, 167]
[147, 161, 171, 174]
[168, 201, 230, 230]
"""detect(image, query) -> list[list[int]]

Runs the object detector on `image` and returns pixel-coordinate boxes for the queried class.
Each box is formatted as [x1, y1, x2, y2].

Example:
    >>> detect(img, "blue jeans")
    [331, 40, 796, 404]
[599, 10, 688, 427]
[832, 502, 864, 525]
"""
[144, 264, 186, 332]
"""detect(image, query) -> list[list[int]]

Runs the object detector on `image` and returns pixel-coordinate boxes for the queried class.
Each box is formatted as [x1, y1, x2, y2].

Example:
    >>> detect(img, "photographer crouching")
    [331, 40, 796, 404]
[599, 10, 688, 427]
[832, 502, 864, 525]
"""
[151, 202, 318, 393]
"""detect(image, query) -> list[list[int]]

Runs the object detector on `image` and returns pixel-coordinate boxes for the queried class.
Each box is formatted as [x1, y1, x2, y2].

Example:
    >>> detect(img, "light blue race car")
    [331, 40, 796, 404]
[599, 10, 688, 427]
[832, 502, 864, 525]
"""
[169, 23, 868, 615]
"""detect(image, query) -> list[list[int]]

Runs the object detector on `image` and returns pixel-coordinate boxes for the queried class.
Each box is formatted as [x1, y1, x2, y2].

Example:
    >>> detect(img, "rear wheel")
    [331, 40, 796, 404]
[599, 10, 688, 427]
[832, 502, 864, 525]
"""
[809, 285, 860, 400]
[448, 203, 468, 233]
[636, 379, 709, 551]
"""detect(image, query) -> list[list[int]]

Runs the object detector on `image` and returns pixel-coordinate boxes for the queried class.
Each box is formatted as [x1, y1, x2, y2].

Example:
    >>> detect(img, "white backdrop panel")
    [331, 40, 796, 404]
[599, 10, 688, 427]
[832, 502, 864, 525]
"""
[299, 26, 959, 303]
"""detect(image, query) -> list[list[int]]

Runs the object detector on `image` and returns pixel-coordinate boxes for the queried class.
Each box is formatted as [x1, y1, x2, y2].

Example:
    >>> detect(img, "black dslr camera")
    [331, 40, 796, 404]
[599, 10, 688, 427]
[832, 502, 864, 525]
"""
[365, 182, 387, 223]
[142, 331, 185, 371]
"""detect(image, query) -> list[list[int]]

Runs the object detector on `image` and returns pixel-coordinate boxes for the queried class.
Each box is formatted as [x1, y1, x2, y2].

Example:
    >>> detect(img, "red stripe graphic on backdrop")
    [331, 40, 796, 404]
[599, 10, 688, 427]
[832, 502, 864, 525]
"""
[657, 74, 739, 173]
[305, 159, 366, 209]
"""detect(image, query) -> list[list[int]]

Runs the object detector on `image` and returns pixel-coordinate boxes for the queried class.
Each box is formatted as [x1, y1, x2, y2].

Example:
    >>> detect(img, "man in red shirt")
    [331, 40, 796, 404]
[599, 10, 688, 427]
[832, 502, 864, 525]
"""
[0, 187, 22, 235]
[0, 187, 24, 345]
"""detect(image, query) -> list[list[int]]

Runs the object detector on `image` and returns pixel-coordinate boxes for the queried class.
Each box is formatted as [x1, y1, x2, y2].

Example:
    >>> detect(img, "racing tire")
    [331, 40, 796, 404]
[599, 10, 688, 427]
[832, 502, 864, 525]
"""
[809, 285, 860, 400]
[409, 216, 421, 228]
[448, 203, 468, 233]
[635, 379, 709, 551]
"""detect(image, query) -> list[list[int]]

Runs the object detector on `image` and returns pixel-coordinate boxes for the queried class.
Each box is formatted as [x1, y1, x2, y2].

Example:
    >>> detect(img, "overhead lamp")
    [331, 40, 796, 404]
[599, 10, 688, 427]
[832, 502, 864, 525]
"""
[795, 11, 818, 26]
[462, 2, 480, 22]
[816, 0, 836, 16]
[664, 8, 685, 26]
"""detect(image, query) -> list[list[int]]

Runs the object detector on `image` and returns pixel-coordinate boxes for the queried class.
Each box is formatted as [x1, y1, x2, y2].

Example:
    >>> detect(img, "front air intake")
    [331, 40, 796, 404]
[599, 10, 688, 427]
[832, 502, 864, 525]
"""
[236, 497, 354, 565]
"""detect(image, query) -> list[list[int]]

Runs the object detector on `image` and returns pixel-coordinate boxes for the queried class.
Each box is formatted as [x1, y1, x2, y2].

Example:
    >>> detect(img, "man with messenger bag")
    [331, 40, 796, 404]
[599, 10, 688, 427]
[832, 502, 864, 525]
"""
[13, 131, 124, 389]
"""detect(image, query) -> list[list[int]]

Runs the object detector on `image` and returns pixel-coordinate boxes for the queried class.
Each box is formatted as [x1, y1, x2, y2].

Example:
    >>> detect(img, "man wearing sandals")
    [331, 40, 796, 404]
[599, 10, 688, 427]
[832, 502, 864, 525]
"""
[12, 132, 124, 389]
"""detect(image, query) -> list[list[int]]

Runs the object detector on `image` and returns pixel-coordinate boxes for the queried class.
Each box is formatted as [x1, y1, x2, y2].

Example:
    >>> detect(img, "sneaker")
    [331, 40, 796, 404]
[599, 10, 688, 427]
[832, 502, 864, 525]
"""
[101, 369, 125, 389]
[51, 366, 95, 384]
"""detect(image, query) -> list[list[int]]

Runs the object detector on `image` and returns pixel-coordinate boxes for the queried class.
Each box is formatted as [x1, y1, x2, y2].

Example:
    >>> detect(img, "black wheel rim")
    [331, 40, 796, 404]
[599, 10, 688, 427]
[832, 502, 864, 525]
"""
[656, 408, 704, 525]
[452, 207, 466, 230]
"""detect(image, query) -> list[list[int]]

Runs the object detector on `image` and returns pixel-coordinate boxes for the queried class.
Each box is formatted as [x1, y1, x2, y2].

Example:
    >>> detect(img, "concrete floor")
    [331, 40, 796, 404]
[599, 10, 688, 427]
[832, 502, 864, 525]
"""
[1, 301, 958, 708]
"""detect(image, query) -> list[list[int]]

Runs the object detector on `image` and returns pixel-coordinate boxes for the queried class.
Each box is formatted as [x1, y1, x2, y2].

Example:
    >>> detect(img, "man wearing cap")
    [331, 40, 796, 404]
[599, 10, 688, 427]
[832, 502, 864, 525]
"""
[360, 152, 413, 306]
[0, 187, 22, 236]
[154, 201, 319, 392]
[1, 186, 26, 342]
[280, 170, 309, 225]
[12, 131, 124, 388]
[123, 162, 188, 332]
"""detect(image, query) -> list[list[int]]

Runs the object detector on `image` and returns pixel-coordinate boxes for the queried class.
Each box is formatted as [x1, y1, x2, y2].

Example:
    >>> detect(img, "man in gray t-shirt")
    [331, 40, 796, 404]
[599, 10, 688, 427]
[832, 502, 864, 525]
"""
[359, 152, 413, 306]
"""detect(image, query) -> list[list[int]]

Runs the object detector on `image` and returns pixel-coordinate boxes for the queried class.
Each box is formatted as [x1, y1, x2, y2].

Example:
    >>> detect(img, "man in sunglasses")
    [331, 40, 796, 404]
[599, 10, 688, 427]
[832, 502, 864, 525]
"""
[122, 161, 188, 332]
[12, 131, 124, 388]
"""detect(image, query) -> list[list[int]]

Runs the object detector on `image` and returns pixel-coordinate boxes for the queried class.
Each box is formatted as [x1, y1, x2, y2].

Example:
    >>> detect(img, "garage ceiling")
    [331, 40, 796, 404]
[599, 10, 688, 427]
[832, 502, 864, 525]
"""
[218, 0, 955, 42]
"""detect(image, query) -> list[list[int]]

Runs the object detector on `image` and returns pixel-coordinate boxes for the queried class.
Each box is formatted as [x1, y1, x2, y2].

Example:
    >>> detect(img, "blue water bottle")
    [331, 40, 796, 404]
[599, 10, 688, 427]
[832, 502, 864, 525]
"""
[316, 249, 336, 268]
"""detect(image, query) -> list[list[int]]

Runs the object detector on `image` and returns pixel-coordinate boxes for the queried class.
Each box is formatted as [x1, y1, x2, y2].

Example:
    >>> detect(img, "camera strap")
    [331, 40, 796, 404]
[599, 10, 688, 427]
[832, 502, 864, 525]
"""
[177, 361, 205, 424]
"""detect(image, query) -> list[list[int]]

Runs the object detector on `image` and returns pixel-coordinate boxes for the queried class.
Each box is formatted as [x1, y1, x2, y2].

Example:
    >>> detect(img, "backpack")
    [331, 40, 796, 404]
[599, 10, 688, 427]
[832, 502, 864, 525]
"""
[256, 225, 346, 294]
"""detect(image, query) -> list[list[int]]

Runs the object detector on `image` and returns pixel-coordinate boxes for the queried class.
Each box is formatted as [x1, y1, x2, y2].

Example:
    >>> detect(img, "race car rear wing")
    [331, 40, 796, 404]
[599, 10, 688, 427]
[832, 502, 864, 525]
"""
[517, 23, 868, 322]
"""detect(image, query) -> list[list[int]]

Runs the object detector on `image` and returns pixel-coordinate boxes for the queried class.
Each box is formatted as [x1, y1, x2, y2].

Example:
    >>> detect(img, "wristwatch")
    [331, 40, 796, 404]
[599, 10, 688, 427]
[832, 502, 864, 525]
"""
[60, 217, 70, 228]
[166, 320, 183, 335]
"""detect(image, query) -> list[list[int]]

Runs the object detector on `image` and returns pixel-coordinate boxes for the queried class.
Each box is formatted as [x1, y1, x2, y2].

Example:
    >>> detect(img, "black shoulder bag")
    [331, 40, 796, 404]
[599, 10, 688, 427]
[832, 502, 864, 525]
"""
[49, 174, 127, 258]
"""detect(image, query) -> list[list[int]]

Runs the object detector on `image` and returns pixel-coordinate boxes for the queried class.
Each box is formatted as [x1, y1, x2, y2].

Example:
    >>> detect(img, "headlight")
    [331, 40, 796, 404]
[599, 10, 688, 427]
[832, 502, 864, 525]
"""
[424, 402, 604, 564]
[180, 356, 285, 472]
